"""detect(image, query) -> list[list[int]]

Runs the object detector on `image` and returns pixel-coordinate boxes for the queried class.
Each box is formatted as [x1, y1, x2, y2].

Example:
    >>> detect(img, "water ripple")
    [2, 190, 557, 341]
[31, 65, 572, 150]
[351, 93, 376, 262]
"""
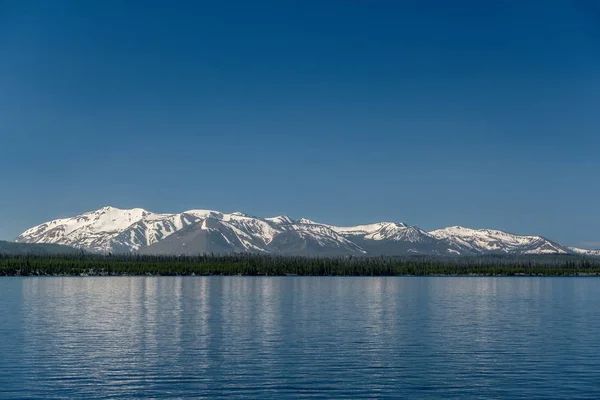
[0, 277, 599, 399]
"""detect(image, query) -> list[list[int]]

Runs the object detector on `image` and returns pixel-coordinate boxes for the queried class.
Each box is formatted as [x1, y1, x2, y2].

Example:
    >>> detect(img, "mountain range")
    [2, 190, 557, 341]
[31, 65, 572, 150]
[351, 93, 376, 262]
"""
[13, 206, 599, 257]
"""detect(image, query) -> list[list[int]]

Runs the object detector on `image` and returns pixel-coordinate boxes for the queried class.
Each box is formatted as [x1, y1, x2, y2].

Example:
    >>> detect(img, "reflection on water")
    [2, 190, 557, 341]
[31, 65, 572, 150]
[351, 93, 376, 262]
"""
[1, 277, 599, 399]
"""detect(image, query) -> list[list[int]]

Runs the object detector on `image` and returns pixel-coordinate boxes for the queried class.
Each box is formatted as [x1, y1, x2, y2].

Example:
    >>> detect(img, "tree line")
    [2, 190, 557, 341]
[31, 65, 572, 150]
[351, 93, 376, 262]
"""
[1, 253, 600, 276]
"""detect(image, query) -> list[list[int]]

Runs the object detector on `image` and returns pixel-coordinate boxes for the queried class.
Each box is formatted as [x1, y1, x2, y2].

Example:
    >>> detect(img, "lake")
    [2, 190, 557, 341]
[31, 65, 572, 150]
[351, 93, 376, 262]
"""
[1, 277, 599, 399]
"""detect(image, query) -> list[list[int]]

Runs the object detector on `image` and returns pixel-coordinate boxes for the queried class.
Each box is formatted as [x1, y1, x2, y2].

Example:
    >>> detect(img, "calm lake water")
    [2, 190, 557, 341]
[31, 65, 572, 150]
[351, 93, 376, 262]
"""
[1, 277, 599, 399]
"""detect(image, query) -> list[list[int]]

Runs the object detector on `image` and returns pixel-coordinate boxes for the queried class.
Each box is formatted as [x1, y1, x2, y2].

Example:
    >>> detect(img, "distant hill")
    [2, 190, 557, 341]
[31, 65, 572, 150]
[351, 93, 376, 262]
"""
[0, 241, 81, 255]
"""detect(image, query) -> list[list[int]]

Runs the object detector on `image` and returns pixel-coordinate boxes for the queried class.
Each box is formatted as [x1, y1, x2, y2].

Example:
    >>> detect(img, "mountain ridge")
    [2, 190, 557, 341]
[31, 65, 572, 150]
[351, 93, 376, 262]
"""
[0, 240, 82, 255]
[14, 206, 599, 257]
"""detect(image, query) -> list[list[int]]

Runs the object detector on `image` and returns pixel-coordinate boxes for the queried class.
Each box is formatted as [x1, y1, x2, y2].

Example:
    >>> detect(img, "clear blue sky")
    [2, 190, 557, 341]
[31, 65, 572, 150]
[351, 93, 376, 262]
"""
[1, 1, 599, 248]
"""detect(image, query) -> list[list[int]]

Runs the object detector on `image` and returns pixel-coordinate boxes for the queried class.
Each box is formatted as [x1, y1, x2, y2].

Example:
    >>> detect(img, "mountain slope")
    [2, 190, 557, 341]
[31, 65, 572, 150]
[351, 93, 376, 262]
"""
[0, 241, 81, 255]
[139, 215, 365, 256]
[16, 207, 363, 256]
[139, 218, 257, 255]
[15, 207, 153, 253]
[569, 247, 600, 257]
[429, 226, 570, 255]
[300, 221, 453, 256]
[15, 206, 587, 257]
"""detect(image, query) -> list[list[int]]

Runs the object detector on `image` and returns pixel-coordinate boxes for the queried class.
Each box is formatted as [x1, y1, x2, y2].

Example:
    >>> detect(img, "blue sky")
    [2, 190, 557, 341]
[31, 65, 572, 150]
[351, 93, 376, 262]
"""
[1, 1, 599, 247]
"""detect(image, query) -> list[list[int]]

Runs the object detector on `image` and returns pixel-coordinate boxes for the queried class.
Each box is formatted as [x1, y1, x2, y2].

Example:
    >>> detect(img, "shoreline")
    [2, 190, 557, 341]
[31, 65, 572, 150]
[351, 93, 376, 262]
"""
[3, 253, 600, 277]
[3, 272, 600, 277]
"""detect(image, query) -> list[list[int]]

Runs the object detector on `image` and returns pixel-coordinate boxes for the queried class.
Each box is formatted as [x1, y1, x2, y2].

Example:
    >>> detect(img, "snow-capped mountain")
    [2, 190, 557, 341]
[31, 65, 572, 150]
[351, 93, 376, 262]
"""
[299, 220, 452, 256]
[16, 207, 154, 253]
[569, 247, 600, 257]
[15, 207, 365, 256]
[14, 206, 595, 257]
[429, 226, 571, 255]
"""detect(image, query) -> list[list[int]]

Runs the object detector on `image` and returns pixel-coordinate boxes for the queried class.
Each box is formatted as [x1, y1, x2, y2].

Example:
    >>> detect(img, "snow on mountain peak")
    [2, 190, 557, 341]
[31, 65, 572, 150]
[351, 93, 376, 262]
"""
[326, 221, 424, 242]
[15, 206, 154, 253]
[429, 226, 568, 254]
[298, 218, 321, 225]
[365, 224, 431, 242]
[328, 222, 403, 236]
[430, 226, 539, 241]
[569, 247, 600, 256]
[183, 210, 224, 219]
[265, 215, 293, 225]
[15, 206, 581, 256]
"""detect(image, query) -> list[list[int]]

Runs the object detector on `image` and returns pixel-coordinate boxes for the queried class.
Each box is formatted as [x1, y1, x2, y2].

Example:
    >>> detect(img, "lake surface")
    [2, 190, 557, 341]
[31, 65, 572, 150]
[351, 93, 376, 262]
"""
[1, 277, 599, 399]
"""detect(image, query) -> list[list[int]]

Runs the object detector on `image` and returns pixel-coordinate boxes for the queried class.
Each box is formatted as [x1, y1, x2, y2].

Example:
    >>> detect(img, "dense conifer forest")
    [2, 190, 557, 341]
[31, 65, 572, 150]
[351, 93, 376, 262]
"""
[1, 253, 600, 276]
